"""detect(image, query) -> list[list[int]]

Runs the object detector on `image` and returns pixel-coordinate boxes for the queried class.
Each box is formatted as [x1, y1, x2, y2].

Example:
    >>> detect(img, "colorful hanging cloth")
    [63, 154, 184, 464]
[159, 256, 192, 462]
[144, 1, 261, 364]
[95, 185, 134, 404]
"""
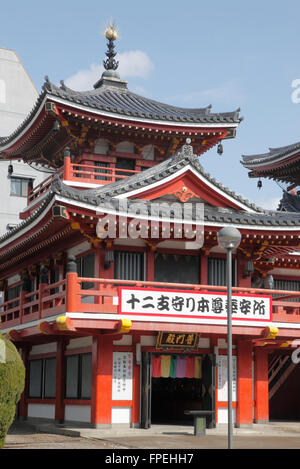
[152, 355, 161, 378]
[170, 355, 177, 378]
[185, 356, 195, 378]
[194, 356, 202, 379]
[161, 355, 171, 378]
[176, 356, 186, 378]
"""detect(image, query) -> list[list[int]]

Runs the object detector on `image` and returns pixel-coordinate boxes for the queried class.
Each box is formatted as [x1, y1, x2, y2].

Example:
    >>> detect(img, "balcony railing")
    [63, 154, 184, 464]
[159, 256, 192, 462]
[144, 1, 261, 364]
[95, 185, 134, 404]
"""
[64, 161, 139, 185]
[1, 274, 300, 330]
[24, 156, 142, 215]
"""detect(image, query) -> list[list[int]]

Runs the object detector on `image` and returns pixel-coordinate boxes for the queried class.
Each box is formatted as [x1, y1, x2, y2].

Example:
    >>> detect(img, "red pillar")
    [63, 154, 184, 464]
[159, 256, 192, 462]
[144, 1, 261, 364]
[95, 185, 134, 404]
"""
[146, 248, 155, 281]
[91, 335, 113, 427]
[254, 348, 269, 423]
[132, 333, 141, 426]
[236, 340, 253, 427]
[55, 340, 66, 423]
[237, 254, 252, 288]
[19, 346, 30, 420]
[200, 254, 208, 285]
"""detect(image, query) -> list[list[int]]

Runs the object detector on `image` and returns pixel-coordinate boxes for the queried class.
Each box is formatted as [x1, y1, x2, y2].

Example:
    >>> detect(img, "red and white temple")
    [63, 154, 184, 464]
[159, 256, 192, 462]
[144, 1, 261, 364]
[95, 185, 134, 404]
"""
[1, 26, 300, 429]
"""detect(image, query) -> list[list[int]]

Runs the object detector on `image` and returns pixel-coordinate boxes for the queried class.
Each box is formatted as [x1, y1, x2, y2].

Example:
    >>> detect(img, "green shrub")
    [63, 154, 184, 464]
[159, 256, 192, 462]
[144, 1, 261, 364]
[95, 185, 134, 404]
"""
[0, 333, 25, 449]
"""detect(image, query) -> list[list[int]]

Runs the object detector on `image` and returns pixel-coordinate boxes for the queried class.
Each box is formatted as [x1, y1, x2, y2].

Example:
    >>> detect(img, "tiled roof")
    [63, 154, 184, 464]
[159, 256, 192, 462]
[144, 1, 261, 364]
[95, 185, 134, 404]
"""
[51, 141, 263, 213]
[1, 142, 300, 250]
[42, 77, 242, 124]
[278, 191, 300, 212]
[242, 141, 300, 167]
[0, 75, 242, 148]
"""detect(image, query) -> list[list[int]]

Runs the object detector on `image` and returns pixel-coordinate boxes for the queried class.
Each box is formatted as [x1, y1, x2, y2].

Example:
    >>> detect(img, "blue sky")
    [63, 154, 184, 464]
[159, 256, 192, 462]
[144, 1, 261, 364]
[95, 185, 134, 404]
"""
[2, 0, 300, 209]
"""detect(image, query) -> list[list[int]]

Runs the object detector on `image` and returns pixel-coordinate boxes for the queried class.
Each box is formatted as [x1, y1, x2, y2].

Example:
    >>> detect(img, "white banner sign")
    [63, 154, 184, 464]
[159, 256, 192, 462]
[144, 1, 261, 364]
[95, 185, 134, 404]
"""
[119, 287, 272, 322]
[217, 356, 237, 402]
[112, 352, 133, 401]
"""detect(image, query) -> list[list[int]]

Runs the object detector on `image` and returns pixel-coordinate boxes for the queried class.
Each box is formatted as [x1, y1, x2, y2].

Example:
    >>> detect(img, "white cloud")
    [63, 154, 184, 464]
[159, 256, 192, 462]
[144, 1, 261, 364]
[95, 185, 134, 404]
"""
[64, 50, 154, 91]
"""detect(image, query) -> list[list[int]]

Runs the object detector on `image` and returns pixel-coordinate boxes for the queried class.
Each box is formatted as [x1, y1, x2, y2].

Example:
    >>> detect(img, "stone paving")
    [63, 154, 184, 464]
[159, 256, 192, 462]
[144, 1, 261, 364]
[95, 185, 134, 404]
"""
[3, 421, 300, 450]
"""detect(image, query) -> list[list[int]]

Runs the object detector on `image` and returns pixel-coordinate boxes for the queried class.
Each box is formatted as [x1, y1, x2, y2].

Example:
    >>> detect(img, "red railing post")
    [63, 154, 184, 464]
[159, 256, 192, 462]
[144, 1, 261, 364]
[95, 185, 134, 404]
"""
[66, 256, 79, 312]
[19, 290, 26, 325]
[64, 148, 72, 181]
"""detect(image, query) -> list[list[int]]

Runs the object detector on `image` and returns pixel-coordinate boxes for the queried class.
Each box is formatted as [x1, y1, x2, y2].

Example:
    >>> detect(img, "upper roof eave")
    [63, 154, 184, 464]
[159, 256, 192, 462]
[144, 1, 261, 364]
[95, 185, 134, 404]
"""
[0, 76, 242, 154]
[242, 141, 300, 169]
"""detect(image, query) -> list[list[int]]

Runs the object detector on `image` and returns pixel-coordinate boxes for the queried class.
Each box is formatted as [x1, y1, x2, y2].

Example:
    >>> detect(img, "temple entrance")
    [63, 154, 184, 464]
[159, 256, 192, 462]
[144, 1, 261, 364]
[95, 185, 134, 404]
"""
[141, 352, 216, 428]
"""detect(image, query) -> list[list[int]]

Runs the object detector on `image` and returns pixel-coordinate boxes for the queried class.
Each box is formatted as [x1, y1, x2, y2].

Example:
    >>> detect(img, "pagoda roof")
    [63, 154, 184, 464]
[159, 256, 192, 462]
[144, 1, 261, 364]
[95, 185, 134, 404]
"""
[241, 140, 300, 185]
[52, 140, 263, 213]
[0, 75, 242, 151]
[1, 142, 300, 267]
[278, 191, 300, 212]
[44, 77, 242, 125]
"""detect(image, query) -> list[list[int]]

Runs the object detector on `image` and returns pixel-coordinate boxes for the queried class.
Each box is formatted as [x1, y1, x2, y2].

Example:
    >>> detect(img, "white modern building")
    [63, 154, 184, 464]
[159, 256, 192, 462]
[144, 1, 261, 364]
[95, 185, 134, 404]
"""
[0, 47, 47, 234]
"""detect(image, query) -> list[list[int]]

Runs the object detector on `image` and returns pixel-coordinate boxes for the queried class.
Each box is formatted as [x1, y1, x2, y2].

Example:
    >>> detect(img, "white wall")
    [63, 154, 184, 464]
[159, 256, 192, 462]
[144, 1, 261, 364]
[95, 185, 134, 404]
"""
[0, 48, 38, 137]
[0, 47, 48, 234]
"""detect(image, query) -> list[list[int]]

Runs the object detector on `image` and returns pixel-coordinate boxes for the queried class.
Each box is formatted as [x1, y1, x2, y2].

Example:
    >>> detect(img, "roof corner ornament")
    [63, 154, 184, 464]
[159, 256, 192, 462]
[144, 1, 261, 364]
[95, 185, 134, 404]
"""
[103, 21, 119, 72]
[42, 75, 52, 92]
[171, 138, 195, 164]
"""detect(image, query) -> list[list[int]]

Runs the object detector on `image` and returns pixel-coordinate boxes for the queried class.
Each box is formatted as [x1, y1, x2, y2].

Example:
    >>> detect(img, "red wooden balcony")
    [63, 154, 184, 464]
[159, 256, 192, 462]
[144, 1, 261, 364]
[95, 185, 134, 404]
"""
[1, 275, 300, 331]
[23, 155, 144, 218]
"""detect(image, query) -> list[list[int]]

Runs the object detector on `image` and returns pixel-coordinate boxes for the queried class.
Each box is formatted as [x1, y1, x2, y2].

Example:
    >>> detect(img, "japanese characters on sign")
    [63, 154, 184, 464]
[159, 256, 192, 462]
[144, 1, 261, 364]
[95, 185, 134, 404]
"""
[119, 287, 272, 322]
[156, 331, 199, 349]
[112, 352, 133, 400]
[217, 356, 237, 402]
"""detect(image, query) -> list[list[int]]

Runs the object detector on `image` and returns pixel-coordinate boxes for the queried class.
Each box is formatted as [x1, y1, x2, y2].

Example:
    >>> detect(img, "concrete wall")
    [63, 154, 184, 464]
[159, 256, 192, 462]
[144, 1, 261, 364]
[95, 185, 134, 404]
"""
[0, 47, 47, 234]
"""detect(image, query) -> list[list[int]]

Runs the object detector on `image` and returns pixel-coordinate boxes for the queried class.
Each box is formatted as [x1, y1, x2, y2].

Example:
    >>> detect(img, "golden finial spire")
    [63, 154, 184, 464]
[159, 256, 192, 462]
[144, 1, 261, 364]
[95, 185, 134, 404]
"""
[104, 19, 118, 41]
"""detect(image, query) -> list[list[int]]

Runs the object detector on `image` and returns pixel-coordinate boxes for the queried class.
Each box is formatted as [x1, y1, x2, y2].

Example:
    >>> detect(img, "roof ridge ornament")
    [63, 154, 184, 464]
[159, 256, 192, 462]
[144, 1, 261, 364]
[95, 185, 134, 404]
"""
[94, 20, 127, 90]
[170, 138, 197, 164]
[103, 21, 119, 72]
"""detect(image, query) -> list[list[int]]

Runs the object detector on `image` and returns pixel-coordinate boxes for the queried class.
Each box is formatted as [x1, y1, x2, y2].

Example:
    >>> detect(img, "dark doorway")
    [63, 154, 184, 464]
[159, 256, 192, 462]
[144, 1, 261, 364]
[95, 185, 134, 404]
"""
[141, 352, 216, 428]
[151, 377, 202, 424]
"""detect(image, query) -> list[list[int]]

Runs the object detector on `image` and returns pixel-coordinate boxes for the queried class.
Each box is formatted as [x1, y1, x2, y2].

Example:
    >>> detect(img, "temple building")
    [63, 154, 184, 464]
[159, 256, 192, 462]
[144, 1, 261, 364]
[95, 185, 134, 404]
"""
[242, 141, 300, 213]
[1, 26, 300, 429]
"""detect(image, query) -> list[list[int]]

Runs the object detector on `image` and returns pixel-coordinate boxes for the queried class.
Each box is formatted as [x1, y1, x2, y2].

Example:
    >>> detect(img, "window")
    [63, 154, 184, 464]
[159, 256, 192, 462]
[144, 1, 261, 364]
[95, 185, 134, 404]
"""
[6, 284, 21, 308]
[50, 267, 60, 295]
[10, 177, 33, 197]
[94, 161, 109, 181]
[76, 253, 95, 289]
[116, 158, 135, 177]
[65, 353, 92, 400]
[207, 257, 236, 286]
[274, 278, 300, 302]
[114, 251, 144, 281]
[154, 253, 199, 284]
[28, 358, 56, 399]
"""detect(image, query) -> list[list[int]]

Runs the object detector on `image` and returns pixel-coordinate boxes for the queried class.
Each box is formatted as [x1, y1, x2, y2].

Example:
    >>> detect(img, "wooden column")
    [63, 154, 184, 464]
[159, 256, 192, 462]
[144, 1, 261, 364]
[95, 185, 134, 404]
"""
[236, 340, 253, 427]
[200, 253, 208, 285]
[55, 340, 66, 423]
[66, 256, 79, 312]
[91, 335, 113, 427]
[146, 248, 155, 281]
[19, 346, 30, 420]
[132, 333, 141, 426]
[236, 254, 252, 288]
[254, 348, 269, 423]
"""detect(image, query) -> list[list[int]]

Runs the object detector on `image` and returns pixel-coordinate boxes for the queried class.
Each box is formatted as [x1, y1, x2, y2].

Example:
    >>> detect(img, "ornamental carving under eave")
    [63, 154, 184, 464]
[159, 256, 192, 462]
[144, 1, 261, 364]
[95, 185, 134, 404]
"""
[173, 186, 200, 203]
